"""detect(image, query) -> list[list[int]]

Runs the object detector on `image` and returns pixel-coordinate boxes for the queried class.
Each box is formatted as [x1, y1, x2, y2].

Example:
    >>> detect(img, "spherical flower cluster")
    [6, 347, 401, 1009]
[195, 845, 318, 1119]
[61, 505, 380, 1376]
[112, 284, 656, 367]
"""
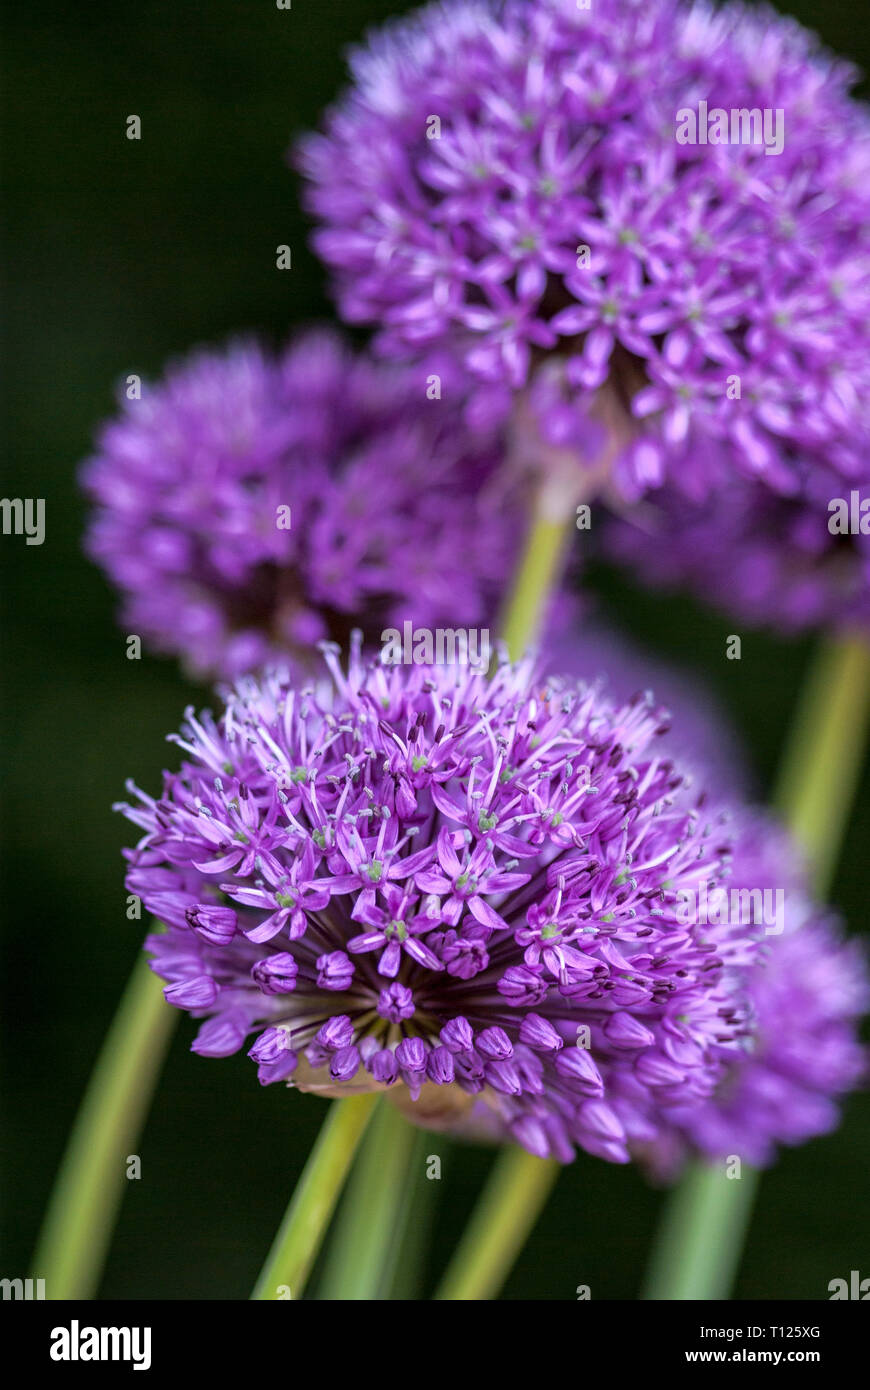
[82, 329, 518, 679]
[602, 467, 870, 634]
[119, 642, 777, 1165]
[299, 0, 870, 501]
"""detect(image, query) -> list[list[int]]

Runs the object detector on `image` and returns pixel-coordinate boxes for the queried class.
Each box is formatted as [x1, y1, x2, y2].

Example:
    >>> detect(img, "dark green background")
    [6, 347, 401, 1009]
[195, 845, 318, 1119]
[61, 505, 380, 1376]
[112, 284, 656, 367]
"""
[3, 0, 868, 1299]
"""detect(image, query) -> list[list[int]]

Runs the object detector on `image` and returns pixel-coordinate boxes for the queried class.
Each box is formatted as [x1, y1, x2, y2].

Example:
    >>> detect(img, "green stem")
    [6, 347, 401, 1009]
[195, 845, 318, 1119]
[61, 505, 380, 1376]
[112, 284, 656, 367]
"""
[383, 1128, 437, 1300]
[641, 1163, 761, 1302]
[499, 503, 570, 661]
[434, 1147, 560, 1301]
[770, 634, 870, 889]
[251, 1092, 377, 1300]
[642, 633, 870, 1301]
[31, 955, 176, 1299]
[317, 1098, 421, 1300]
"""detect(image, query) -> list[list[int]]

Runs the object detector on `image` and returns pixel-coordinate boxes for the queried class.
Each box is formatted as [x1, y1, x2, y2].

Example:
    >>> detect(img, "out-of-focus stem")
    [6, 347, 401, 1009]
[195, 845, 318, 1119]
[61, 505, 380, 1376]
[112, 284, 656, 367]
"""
[499, 501, 571, 661]
[316, 1098, 421, 1300]
[434, 1146, 560, 1301]
[251, 1093, 377, 1301]
[32, 955, 176, 1299]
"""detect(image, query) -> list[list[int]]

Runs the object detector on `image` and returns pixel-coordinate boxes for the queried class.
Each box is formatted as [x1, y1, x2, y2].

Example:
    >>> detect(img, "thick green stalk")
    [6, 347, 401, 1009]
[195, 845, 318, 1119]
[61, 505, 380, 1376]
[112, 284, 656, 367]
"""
[434, 1146, 560, 1300]
[641, 1163, 760, 1302]
[770, 634, 870, 885]
[251, 1093, 377, 1300]
[316, 1098, 422, 1300]
[499, 506, 570, 660]
[382, 1128, 437, 1300]
[32, 955, 176, 1299]
[642, 633, 870, 1301]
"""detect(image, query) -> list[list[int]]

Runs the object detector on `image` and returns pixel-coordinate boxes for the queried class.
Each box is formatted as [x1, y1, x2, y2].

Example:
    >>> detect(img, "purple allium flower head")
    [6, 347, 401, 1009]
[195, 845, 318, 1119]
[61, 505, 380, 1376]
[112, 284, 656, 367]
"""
[637, 820, 868, 1173]
[118, 640, 770, 1164]
[299, 0, 870, 503]
[601, 465, 870, 635]
[81, 329, 519, 679]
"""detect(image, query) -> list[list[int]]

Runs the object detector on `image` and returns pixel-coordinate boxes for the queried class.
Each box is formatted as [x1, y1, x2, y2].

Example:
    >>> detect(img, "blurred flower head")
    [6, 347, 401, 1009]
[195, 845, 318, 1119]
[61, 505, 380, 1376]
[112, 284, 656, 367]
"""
[299, 0, 870, 503]
[602, 466, 870, 635]
[638, 820, 868, 1172]
[118, 641, 779, 1165]
[81, 329, 518, 679]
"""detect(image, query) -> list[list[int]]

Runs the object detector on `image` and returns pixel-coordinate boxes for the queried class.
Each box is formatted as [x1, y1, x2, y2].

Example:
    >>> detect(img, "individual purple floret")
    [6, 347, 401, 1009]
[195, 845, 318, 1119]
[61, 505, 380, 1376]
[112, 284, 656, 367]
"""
[81, 329, 518, 679]
[299, 0, 870, 502]
[118, 640, 768, 1165]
